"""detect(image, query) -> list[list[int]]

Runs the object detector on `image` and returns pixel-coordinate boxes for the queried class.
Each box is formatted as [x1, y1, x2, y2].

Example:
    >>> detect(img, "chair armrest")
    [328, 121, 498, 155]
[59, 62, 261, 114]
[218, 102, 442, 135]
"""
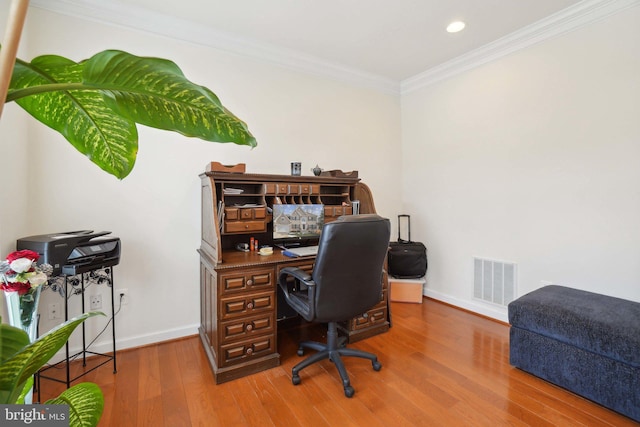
[278, 267, 316, 321]
[279, 267, 312, 283]
[278, 267, 314, 295]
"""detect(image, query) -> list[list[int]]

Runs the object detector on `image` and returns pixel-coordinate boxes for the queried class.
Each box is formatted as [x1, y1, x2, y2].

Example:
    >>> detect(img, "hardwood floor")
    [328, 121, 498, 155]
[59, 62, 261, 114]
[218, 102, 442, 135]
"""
[38, 299, 637, 426]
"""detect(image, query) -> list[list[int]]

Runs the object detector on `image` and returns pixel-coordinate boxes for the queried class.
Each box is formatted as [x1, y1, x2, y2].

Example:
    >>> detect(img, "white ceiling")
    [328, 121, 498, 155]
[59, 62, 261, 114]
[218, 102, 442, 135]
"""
[29, 0, 636, 92]
[105, 0, 582, 80]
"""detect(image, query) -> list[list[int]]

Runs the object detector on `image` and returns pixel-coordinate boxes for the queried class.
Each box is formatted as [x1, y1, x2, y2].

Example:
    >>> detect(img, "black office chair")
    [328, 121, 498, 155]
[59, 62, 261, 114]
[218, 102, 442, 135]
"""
[278, 214, 391, 397]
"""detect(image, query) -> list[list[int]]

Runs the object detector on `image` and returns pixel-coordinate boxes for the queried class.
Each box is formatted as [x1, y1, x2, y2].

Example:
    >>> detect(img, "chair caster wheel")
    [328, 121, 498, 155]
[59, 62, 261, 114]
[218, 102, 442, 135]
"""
[297, 348, 304, 356]
[292, 374, 301, 385]
[372, 361, 382, 371]
[344, 386, 355, 398]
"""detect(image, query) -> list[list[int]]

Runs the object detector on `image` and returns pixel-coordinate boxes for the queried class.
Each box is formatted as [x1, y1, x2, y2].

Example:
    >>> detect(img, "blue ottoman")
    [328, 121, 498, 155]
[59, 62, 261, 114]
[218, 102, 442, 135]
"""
[508, 285, 640, 421]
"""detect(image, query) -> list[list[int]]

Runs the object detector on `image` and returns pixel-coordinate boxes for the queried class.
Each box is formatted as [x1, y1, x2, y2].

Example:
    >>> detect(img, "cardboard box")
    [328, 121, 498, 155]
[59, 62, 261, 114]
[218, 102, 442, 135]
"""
[389, 278, 425, 303]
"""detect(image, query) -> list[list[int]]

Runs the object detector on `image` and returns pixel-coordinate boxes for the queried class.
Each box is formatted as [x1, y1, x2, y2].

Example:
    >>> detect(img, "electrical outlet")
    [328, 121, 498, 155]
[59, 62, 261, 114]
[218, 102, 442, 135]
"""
[118, 288, 129, 305]
[48, 303, 61, 320]
[90, 294, 102, 310]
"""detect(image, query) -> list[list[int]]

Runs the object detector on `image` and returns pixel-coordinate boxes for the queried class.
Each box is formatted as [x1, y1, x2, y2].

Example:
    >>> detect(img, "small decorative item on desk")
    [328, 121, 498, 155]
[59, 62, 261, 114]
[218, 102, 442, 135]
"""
[206, 161, 246, 173]
[320, 169, 358, 178]
[0, 249, 52, 403]
[291, 162, 302, 176]
[259, 246, 273, 256]
[312, 165, 323, 176]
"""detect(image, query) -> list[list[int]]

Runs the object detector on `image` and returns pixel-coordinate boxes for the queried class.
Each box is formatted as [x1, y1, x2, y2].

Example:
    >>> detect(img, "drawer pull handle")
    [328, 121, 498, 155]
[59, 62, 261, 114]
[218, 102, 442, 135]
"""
[246, 348, 253, 355]
[246, 324, 253, 332]
[246, 279, 253, 286]
[247, 302, 254, 309]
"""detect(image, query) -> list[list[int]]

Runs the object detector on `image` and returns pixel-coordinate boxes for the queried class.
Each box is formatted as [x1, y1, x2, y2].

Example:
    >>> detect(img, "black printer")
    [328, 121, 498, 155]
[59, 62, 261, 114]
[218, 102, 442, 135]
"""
[17, 230, 121, 276]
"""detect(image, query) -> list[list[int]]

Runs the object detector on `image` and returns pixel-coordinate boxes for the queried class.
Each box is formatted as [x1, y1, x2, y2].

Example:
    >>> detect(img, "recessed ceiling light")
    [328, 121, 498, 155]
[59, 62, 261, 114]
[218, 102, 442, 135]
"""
[447, 21, 466, 33]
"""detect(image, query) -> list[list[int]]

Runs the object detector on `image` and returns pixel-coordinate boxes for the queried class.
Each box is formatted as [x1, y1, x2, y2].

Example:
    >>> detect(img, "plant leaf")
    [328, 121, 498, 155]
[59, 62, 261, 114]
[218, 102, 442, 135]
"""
[0, 321, 30, 404]
[46, 382, 104, 427]
[7, 49, 257, 179]
[0, 320, 30, 363]
[0, 312, 103, 404]
[83, 50, 257, 148]
[10, 55, 139, 178]
[15, 376, 33, 404]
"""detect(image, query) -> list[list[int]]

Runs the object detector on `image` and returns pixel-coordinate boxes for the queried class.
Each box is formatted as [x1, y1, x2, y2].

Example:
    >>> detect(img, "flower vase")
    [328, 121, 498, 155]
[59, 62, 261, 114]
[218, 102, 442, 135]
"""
[4, 286, 42, 403]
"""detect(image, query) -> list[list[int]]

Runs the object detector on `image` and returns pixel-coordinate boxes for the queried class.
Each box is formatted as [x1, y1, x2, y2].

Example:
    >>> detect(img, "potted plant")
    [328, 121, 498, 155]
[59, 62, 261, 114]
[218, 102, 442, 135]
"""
[1, 2, 258, 425]
[1, 313, 104, 426]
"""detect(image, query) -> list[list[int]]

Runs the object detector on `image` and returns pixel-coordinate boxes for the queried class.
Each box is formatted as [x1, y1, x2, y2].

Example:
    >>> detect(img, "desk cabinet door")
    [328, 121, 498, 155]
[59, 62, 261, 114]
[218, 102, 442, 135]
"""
[349, 302, 387, 330]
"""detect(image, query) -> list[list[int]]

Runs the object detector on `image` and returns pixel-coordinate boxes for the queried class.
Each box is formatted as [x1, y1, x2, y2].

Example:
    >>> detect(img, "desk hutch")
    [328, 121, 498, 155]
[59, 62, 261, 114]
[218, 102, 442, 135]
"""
[198, 165, 390, 383]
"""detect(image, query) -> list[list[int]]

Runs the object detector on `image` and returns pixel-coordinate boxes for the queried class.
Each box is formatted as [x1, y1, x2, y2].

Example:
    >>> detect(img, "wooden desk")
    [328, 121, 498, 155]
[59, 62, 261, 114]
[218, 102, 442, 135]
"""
[198, 168, 389, 384]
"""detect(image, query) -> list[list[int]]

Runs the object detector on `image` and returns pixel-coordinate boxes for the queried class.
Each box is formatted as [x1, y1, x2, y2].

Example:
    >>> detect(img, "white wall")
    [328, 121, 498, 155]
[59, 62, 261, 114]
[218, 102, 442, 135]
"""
[0, 107, 32, 323]
[5, 3, 637, 345]
[402, 7, 640, 321]
[0, 8, 401, 352]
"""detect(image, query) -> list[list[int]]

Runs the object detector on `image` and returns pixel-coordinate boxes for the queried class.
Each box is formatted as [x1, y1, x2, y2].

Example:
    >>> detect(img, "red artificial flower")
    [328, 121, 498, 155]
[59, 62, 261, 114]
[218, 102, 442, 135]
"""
[6, 250, 40, 263]
[0, 281, 32, 295]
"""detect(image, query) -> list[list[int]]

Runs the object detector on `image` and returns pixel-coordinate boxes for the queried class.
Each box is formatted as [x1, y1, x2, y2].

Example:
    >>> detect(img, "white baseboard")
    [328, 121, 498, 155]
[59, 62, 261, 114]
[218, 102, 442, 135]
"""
[46, 292, 508, 367]
[423, 288, 509, 323]
[47, 323, 199, 365]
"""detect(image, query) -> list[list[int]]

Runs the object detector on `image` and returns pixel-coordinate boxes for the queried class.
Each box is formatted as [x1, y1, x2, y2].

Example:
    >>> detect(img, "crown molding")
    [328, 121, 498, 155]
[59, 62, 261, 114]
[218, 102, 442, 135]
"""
[27, 0, 401, 95]
[28, 0, 637, 97]
[401, 0, 640, 94]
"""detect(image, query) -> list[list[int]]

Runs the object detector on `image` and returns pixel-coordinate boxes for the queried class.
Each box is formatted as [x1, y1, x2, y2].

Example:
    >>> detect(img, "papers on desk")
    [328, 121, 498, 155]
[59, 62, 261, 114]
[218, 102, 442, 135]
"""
[223, 187, 244, 194]
[217, 200, 224, 233]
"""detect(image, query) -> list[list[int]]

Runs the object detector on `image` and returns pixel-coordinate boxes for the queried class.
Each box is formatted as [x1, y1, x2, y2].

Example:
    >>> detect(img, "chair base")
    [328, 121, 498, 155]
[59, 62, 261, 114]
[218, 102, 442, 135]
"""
[291, 321, 382, 397]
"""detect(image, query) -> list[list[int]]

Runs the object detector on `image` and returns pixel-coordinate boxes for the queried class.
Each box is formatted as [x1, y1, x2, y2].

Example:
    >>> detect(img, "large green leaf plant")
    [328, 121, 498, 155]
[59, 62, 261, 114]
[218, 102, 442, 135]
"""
[1, 5, 255, 426]
[1, 48, 257, 421]
[5, 49, 256, 179]
[1, 312, 104, 427]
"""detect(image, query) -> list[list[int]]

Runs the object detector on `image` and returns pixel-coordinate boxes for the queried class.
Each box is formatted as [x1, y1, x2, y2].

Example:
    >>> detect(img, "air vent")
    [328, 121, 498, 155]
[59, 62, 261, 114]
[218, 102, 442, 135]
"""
[473, 257, 517, 306]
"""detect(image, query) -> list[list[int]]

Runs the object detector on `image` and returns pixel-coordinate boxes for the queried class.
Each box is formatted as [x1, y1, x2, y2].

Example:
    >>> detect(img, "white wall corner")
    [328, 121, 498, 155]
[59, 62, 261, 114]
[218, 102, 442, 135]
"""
[401, 0, 640, 94]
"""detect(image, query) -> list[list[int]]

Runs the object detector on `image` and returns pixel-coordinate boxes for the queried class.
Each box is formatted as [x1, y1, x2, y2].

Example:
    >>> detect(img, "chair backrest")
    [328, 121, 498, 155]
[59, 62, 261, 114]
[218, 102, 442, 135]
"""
[311, 214, 391, 322]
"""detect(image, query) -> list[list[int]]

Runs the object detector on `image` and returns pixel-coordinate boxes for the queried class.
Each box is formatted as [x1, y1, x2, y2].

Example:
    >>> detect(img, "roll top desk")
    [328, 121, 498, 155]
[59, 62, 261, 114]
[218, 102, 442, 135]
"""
[199, 166, 389, 383]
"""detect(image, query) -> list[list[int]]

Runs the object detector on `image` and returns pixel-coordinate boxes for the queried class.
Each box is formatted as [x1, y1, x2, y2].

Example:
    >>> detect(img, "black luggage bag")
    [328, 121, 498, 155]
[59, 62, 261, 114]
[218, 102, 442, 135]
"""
[388, 214, 427, 279]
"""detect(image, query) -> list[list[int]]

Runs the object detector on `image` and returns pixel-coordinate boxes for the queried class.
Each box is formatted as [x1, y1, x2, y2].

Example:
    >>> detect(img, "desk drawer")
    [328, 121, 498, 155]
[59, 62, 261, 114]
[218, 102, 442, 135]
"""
[263, 182, 295, 195]
[219, 268, 274, 295]
[224, 220, 266, 233]
[219, 291, 275, 320]
[277, 260, 315, 276]
[219, 334, 276, 367]
[348, 305, 387, 331]
[220, 312, 275, 344]
[323, 205, 353, 219]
